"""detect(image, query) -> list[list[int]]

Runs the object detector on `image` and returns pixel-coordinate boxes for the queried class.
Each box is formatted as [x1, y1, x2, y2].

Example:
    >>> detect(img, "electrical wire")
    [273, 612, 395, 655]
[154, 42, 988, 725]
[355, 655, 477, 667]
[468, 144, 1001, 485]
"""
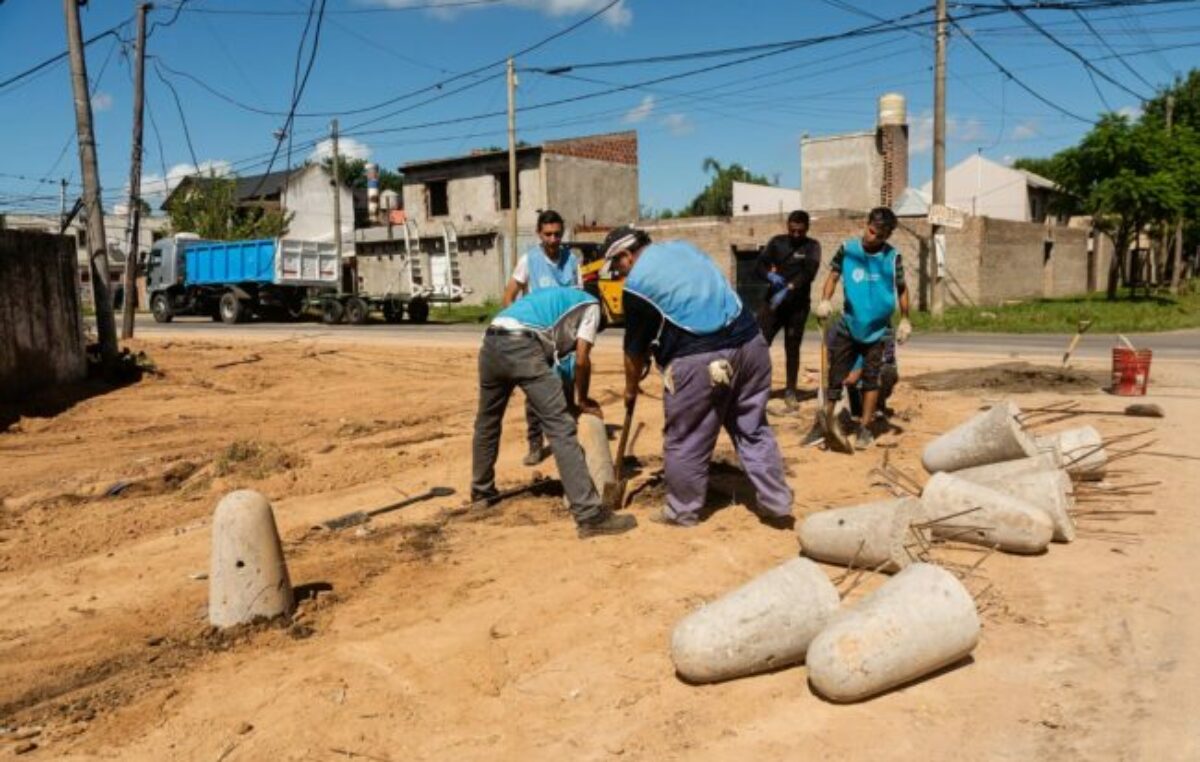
[157, 0, 508, 16]
[0, 18, 131, 92]
[286, 0, 320, 170]
[153, 59, 200, 167]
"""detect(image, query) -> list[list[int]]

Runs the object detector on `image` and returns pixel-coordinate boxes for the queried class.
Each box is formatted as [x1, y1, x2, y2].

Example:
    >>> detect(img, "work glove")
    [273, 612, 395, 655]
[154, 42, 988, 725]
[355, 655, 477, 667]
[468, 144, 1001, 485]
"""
[766, 272, 787, 289]
[814, 299, 833, 320]
[896, 318, 913, 345]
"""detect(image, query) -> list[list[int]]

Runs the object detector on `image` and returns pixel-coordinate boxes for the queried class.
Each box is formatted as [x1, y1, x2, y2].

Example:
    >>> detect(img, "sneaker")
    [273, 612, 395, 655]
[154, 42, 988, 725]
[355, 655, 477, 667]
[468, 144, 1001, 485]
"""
[854, 427, 875, 450]
[577, 511, 638, 538]
[523, 444, 549, 466]
[783, 389, 799, 410]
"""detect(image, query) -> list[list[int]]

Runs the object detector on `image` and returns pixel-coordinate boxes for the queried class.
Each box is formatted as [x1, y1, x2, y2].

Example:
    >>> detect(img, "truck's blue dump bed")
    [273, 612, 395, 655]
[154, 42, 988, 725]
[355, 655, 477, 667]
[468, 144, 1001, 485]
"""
[184, 239, 276, 286]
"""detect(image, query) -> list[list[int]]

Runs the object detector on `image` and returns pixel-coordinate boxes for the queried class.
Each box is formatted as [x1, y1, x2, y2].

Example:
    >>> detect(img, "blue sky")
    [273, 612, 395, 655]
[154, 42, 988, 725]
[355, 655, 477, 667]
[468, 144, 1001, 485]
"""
[1, 0, 1197, 217]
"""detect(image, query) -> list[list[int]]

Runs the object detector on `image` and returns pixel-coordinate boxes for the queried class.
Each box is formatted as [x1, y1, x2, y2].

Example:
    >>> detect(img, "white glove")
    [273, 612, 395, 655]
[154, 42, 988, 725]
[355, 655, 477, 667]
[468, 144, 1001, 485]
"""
[708, 359, 734, 388]
[896, 318, 912, 345]
[814, 299, 833, 320]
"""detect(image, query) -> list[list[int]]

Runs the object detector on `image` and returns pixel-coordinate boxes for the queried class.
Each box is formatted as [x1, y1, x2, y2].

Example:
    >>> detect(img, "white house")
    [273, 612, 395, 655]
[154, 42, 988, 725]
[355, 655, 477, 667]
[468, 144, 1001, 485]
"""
[922, 153, 1068, 224]
[732, 181, 803, 217]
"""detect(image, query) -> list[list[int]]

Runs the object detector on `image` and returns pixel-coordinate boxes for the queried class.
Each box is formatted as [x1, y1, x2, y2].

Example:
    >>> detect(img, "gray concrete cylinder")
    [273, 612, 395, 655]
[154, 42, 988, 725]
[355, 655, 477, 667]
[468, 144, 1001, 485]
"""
[577, 412, 615, 497]
[1036, 426, 1106, 481]
[921, 472, 1053, 554]
[960, 468, 1076, 543]
[670, 557, 840, 683]
[952, 452, 1061, 482]
[921, 402, 1038, 473]
[797, 498, 926, 573]
[209, 489, 294, 628]
[807, 563, 980, 702]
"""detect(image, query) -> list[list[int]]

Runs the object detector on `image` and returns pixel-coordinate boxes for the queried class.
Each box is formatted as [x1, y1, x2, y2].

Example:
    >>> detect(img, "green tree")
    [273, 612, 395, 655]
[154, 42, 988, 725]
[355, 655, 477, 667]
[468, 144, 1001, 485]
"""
[678, 157, 772, 217]
[166, 174, 292, 241]
[320, 156, 403, 193]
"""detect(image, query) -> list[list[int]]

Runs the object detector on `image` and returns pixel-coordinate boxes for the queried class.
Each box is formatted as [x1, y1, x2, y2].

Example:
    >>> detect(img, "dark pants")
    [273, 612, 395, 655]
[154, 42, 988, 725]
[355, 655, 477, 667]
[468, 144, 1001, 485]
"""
[471, 334, 601, 524]
[826, 320, 886, 401]
[758, 296, 810, 393]
[524, 377, 570, 451]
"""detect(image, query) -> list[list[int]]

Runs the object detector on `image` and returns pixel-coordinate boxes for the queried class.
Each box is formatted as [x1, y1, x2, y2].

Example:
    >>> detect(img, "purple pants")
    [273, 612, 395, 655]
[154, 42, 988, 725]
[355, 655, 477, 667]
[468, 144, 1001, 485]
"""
[661, 334, 793, 525]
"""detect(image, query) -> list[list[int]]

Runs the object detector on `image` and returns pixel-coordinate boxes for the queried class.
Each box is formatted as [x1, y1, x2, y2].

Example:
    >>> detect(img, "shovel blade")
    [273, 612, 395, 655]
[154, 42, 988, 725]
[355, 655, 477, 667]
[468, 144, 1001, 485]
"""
[601, 479, 628, 512]
[321, 511, 370, 531]
[816, 409, 855, 454]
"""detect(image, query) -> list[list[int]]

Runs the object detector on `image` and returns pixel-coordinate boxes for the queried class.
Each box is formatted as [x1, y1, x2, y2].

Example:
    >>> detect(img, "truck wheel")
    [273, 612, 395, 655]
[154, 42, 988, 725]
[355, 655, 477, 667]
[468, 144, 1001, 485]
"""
[322, 300, 344, 325]
[407, 297, 430, 324]
[345, 297, 369, 325]
[382, 300, 404, 324]
[151, 294, 173, 323]
[219, 291, 245, 324]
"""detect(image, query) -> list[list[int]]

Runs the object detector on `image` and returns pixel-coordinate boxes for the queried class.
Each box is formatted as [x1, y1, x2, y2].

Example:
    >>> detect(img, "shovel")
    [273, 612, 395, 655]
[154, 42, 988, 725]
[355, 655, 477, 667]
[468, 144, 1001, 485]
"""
[320, 486, 456, 530]
[815, 318, 855, 454]
[602, 402, 636, 511]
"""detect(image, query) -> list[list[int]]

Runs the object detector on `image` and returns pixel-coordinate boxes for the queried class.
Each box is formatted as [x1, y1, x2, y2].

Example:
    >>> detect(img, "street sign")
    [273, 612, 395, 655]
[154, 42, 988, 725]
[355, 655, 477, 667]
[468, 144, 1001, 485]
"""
[928, 203, 965, 229]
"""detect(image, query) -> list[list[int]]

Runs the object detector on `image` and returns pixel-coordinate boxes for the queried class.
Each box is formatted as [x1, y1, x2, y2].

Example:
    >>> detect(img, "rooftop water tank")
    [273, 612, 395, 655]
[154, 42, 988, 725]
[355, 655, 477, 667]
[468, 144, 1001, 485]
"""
[878, 93, 907, 127]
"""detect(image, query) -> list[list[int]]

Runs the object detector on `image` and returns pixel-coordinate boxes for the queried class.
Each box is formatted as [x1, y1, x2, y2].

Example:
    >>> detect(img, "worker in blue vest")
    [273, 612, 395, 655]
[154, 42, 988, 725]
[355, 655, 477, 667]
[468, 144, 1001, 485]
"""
[472, 286, 637, 538]
[603, 226, 793, 529]
[502, 209, 583, 467]
[814, 207, 912, 450]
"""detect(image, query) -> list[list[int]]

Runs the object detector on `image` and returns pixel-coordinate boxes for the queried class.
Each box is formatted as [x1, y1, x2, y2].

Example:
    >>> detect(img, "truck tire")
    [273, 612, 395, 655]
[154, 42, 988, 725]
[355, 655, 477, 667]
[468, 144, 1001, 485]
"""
[322, 299, 344, 325]
[284, 294, 307, 321]
[219, 291, 245, 324]
[407, 297, 430, 324]
[382, 300, 404, 324]
[345, 297, 369, 325]
[151, 294, 173, 323]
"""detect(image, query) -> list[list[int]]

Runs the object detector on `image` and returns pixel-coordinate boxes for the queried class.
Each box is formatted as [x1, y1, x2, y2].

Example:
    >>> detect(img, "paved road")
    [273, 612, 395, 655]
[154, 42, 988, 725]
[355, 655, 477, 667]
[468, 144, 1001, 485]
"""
[117, 315, 1200, 359]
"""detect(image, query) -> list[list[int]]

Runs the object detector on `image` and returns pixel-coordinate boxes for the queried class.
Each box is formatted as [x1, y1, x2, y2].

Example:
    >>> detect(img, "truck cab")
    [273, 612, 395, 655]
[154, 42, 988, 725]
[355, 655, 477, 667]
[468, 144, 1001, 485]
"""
[146, 234, 211, 322]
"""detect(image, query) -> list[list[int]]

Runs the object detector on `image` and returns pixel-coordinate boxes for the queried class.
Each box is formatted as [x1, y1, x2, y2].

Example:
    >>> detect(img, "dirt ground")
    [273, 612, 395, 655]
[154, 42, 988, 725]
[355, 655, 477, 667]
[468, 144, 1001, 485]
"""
[1, 333, 1198, 761]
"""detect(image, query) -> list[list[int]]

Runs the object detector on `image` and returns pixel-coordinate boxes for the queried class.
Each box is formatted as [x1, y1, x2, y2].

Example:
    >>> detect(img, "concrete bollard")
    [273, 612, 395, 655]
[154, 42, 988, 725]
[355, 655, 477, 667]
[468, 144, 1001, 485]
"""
[959, 468, 1076, 543]
[920, 472, 1053, 554]
[951, 452, 1061, 482]
[921, 402, 1039, 474]
[1036, 426, 1106, 481]
[209, 489, 294, 628]
[670, 557, 840, 683]
[577, 412, 616, 498]
[807, 563, 980, 702]
[797, 498, 926, 573]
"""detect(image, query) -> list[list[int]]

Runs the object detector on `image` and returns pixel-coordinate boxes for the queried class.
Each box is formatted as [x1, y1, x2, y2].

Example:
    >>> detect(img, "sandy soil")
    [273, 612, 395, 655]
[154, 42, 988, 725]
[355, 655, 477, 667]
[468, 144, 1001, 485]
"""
[1, 334, 1197, 761]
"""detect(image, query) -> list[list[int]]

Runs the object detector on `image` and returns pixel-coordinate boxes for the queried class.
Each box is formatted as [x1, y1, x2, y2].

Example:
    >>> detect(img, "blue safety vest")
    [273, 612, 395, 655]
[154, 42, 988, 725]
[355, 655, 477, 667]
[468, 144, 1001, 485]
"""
[623, 240, 742, 335]
[524, 245, 579, 291]
[496, 288, 596, 382]
[839, 238, 898, 344]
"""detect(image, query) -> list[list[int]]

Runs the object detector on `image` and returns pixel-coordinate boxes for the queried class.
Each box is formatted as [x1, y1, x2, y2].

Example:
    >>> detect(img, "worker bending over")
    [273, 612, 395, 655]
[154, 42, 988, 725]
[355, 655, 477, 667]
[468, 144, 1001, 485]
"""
[756, 210, 821, 409]
[604, 226, 793, 528]
[814, 207, 912, 450]
[472, 287, 636, 538]
[502, 209, 582, 467]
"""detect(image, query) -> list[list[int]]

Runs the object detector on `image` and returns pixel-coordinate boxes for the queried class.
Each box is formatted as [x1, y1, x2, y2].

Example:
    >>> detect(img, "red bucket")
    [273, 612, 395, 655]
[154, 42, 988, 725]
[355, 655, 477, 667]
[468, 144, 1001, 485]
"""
[1111, 347, 1152, 396]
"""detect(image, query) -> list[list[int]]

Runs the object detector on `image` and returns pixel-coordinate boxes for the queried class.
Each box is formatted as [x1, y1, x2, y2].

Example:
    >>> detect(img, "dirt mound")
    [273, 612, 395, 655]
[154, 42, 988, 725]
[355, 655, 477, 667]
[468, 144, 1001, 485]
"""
[908, 361, 1106, 393]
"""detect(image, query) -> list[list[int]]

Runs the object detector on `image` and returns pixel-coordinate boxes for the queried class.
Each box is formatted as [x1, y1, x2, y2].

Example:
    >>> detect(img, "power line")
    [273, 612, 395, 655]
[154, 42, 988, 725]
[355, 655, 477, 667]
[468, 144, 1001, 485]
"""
[158, 0, 507, 15]
[286, 0, 320, 169]
[153, 59, 200, 167]
[0, 18, 130, 92]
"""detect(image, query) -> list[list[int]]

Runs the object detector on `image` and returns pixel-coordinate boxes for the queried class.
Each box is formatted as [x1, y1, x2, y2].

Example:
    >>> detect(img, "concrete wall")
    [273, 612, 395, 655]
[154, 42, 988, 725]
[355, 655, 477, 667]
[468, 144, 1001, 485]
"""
[732, 182, 803, 217]
[0, 229, 87, 401]
[801, 132, 883, 212]
[281, 165, 354, 249]
[402, 153, 543, 231]
[543, 153, 638, 229]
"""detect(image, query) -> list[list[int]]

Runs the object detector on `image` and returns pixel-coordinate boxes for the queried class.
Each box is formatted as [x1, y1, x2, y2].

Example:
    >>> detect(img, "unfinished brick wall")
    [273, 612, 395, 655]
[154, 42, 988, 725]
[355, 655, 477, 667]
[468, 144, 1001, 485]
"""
[543, 131, 638, 166]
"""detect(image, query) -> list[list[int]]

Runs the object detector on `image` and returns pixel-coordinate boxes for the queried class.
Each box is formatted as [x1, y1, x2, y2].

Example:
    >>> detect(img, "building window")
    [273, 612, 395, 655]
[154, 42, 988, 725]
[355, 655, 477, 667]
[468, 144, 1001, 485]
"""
[426, 180, 449, 217]
[494, 172, 520, 210]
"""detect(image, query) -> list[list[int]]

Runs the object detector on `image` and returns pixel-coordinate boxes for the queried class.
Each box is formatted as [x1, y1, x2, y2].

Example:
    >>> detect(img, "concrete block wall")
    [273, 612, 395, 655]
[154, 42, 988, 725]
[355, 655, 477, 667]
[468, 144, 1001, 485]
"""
[544, 154, 638, 232]
[0, 230, 87, 401]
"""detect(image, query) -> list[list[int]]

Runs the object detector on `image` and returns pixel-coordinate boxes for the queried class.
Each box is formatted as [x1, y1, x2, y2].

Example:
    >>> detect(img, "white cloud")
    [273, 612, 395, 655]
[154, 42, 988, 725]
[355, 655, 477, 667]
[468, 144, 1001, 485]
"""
[365, 0, 631, 28]
[309, 137, 372, 161]
[661, 112, 693, 136]
[1011, 119, 1039, 140]
[1002, 155, 1015, 166]
[91, 92, 113, 112]
[910, 110, 988, 155]
[623, 95, 655, 124]
[1117, 104, 1143, 120]
[139, 160, 234, 207]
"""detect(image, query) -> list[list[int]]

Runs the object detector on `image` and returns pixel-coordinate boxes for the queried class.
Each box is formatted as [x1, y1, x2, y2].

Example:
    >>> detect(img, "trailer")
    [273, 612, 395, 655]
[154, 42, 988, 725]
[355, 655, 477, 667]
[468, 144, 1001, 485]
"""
[326, 219, 468, 325]
[147, 236, 339, 323]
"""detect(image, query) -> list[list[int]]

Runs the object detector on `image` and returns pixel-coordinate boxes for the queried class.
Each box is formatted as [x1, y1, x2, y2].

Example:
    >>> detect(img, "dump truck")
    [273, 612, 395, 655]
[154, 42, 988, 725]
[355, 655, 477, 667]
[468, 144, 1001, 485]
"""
[146, 235, 339, 324]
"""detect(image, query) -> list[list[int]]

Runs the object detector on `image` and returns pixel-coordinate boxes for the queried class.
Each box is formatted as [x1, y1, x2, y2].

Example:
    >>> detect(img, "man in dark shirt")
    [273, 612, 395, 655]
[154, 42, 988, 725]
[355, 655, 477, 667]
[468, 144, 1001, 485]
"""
[756, 210, 821, 409]
[603, 226, 793, 529]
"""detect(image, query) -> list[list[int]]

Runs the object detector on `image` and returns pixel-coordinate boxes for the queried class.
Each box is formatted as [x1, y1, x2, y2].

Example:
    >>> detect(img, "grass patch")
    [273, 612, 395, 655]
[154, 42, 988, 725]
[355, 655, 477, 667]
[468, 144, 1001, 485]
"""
[908, 288, 1200, 333]
[213, 440, 303, 479]
[428, 298, 502, 325]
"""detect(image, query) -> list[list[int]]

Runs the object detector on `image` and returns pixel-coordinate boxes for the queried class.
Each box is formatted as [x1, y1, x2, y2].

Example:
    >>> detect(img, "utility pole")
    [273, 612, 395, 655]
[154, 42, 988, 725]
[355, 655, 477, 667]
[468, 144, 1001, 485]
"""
[506, 57, 519, 276]
[64, 0, 118, 364]
[122, 2, 150, 340]
[59, 178, 68, 227]
[1167, 95, 1185, 294]
[930, 0, 948, 318]
[330, 118, 344, 265]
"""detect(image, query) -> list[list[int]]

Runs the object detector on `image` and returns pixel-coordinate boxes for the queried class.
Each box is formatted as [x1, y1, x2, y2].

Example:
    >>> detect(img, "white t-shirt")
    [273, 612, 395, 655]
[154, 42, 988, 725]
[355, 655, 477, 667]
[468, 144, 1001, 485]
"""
[491, 302, 600, 356]
[512, 250, 582, 291]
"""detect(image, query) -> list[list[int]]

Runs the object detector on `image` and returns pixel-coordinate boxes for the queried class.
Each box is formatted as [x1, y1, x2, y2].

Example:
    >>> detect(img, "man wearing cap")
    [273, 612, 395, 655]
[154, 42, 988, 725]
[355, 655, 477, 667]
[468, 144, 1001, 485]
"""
[502, 209, 583, 467]
[603, 226, 793, 529]
[813, 206, 912, 450]
[472, 286, 637, 538]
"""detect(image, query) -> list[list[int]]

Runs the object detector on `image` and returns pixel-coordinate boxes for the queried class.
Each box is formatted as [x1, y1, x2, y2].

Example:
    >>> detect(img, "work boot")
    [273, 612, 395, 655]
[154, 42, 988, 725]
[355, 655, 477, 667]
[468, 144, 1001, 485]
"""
[470, 489, 500, 508]
[523, 442, 549, 466]
[783, 389, 799, 411]
[577, 511, 637, 538]
[855, 427, 876, 450]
